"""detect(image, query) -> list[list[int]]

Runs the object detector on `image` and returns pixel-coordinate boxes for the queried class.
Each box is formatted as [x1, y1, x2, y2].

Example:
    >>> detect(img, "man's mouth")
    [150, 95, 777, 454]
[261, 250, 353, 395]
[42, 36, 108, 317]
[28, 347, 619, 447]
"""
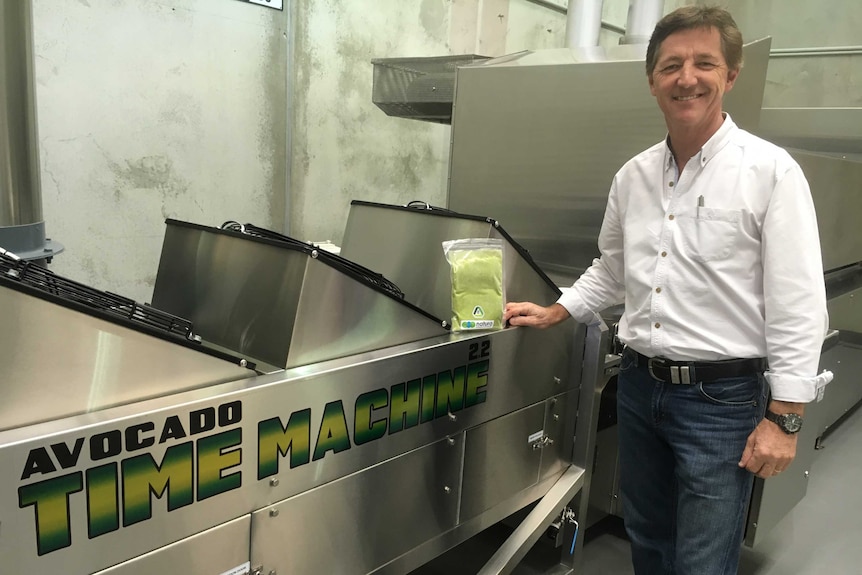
[674, 94, 702, 101]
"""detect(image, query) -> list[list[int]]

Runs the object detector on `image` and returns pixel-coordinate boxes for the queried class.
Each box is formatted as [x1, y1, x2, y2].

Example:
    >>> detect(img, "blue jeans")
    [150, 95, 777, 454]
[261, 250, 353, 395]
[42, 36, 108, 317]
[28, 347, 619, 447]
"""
[617, 347, 768, 575]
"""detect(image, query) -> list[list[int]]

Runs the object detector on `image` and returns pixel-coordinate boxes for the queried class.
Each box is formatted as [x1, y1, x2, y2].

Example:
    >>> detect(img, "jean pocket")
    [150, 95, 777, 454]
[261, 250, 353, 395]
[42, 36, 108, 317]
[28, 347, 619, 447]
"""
[620, 348, 637, 372]
[697, 376, 759, 407]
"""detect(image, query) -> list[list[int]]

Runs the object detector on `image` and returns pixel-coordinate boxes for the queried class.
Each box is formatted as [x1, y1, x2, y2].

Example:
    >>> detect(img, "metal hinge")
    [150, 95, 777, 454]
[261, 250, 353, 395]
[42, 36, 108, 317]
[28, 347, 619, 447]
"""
[531, 435, 554, 450]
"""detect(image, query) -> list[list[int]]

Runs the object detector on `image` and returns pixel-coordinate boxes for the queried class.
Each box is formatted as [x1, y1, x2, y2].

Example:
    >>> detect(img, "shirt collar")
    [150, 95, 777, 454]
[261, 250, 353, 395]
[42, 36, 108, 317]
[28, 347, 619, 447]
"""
[663, 113, 737, 171]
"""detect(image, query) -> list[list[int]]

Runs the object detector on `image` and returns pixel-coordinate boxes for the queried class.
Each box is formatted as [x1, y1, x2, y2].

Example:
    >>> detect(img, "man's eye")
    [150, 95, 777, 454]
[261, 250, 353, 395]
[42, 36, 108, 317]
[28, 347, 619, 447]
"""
[698, 62, 717, 69]
[662, 64, 680, 72]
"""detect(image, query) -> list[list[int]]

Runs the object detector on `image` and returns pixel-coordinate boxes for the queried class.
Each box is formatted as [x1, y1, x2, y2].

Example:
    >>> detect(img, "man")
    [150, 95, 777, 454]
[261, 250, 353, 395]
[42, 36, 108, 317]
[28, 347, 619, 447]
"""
[503, 6, 832, 575]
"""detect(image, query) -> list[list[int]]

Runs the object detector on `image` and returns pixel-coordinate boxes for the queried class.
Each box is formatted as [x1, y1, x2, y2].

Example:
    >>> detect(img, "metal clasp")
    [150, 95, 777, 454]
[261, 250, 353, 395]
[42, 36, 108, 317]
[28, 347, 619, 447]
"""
[648, 358, 693, 384]
[670, 365, 692, 384]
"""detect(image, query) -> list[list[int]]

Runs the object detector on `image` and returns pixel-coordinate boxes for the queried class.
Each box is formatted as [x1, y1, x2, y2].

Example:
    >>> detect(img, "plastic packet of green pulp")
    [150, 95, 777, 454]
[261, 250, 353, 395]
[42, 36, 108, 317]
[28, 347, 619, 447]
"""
[442, 238, 505, 331]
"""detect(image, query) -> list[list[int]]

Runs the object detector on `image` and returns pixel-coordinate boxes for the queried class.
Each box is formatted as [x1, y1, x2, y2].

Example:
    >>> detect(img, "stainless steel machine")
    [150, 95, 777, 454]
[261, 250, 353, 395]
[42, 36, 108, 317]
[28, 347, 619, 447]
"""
[5, 17, 860, 575]
[0, 204, 611, 574]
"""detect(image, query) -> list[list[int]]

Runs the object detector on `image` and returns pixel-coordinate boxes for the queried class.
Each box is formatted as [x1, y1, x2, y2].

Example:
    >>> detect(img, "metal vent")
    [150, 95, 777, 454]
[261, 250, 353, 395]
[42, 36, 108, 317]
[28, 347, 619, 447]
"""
[0, 247, 197, 340]
[371, 55, 489, 124]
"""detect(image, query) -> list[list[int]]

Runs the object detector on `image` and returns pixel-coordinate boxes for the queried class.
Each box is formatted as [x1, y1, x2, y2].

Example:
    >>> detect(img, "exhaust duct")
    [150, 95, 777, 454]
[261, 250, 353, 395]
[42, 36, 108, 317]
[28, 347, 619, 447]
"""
[0, 0, 62, 262]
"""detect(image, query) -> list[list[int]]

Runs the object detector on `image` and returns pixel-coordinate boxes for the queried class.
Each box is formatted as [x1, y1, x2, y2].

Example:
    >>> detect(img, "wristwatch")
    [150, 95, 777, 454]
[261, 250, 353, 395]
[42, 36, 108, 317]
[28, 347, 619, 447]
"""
[764, 410, 804, 434]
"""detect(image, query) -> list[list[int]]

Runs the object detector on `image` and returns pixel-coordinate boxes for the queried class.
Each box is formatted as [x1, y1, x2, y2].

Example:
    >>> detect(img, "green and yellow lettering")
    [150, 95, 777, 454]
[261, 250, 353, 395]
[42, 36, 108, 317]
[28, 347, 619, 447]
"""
[355, 389, 389, 445]
[389, 378, 421, 434]
[421, 374, 437, 423]
[257, 410, 311, 479]
[121, 442, 194, 527]
[465, 360, 490, 407]
[197, 429, 242, 501]
[312, 401, 351, 461]
[18, 473, 83, 555]
[86, 463, 119, 539]
[436, 366, 467, 419]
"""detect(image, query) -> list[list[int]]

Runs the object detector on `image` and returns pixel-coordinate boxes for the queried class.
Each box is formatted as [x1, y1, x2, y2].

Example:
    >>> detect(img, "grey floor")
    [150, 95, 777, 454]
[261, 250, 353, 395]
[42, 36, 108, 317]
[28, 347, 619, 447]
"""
[411, 405, 862, 574]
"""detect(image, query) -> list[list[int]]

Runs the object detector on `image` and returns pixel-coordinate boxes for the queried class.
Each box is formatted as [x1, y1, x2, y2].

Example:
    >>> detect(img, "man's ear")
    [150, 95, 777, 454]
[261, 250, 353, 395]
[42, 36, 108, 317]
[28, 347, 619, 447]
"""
[725, 67, 740, 93]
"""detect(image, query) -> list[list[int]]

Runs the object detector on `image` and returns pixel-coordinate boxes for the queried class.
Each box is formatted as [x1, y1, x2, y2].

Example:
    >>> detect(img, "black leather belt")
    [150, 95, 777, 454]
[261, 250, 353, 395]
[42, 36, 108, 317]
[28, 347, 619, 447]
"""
[632, 350, 767, 384]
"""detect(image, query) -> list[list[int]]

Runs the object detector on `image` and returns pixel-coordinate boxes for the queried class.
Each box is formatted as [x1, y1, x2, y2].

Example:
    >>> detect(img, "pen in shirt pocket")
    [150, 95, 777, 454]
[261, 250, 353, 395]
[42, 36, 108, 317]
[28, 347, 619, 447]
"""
[697, 195, 704, 217]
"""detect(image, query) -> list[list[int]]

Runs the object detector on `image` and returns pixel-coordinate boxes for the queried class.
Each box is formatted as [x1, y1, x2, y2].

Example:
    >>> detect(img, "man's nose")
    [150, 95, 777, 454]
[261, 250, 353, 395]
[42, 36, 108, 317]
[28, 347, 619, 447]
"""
[677, 63, 697, 87]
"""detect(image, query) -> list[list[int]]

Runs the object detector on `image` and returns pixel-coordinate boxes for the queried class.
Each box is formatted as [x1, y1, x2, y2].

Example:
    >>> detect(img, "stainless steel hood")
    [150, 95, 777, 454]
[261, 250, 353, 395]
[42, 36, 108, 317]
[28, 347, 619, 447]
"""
[151, 220, 449, 370]
[340, 201, 562, 324]
[0, 250, 253, 432]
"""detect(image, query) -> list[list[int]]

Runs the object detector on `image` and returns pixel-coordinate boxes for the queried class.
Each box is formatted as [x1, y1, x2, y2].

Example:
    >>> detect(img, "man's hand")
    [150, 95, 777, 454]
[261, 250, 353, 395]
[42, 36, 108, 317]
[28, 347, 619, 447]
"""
[503, 302, 570, 329]
[738, 401, 804, 478]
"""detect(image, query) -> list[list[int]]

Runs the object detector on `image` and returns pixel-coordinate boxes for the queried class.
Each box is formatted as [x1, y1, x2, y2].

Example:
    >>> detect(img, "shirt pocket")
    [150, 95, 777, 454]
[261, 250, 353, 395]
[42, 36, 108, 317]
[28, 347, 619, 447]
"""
[678, 207, 741, 262]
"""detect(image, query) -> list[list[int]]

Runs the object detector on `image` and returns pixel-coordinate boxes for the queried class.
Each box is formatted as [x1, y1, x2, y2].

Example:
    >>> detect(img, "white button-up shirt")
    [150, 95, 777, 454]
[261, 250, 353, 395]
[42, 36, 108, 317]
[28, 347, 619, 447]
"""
[558, 115, 831, 402]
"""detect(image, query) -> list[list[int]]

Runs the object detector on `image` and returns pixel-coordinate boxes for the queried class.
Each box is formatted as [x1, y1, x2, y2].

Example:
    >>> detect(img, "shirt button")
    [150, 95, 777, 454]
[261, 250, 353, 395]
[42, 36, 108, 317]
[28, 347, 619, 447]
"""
[661, 251, 667, 257]
[668, 214, 675, 221]
[656, 287, 662, 293]
[669, 181, 675, 187]
[655, 322, 661, 328]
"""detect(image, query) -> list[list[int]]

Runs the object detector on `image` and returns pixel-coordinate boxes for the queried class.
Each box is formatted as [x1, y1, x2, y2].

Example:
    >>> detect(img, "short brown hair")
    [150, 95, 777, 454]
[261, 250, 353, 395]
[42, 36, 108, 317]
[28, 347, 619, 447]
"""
[645, 6, 743, 76]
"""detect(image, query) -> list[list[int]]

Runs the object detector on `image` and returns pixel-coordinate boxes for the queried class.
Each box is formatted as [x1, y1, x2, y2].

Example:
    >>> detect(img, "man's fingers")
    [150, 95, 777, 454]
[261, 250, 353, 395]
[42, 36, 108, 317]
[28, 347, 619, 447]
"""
[503, 301, 534, 322]
[738, 436, 755, 468]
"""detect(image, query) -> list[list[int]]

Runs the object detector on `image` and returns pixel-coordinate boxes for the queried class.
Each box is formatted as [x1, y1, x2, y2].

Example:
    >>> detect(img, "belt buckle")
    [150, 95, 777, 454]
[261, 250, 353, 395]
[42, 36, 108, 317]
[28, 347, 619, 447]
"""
[648, 358, 692, 384]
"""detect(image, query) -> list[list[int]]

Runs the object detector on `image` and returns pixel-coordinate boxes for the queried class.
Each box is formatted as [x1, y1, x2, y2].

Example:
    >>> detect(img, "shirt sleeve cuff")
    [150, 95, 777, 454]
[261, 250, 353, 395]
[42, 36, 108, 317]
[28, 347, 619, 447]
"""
[557, 288, 602, 326]
[765, 370, 834, 403]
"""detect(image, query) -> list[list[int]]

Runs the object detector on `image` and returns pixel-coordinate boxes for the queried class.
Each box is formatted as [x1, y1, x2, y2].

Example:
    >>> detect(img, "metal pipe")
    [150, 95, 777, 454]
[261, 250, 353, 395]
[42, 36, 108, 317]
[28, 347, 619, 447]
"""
[477, 465, 586, 574]
[0, 0, 62, 262]
[0, 0, 42, 227]
[524, 0, 625, 35]
[621, 0, 662, 45]
[525, 0, 862, 57]
[566, 0, 604, 48]
[770, 46, 862, 58]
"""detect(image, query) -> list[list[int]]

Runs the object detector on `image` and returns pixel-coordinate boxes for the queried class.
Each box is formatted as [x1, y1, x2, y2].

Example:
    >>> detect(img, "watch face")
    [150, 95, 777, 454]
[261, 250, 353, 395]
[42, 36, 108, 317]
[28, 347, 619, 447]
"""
[780, 413, 803, 434]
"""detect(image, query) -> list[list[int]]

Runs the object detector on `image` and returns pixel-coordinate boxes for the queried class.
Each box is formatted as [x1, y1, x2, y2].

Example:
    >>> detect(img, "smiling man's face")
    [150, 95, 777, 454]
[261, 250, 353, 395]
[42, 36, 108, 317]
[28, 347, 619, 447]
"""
[648, 26, 739, 136]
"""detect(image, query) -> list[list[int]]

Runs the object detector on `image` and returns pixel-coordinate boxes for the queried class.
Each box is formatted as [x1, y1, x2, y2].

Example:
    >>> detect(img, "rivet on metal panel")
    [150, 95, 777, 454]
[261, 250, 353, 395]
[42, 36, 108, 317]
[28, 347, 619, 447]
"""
[448, 411, 457, 422]
[240, 359, 248, 368]
[269, 571, 277, 575]
[311, 250, 319, 259]
[270, 477, 280, 487]
[447, 437, 456, 446]
[251, 567, 263, 575]
[269, 509, 279, 518]
[804, 470, 810, 478]
[553, 414, 560, 421]
[551, 398, 557, 405]
[444, 486, 452, 494]
[442, 320, 449, 328]
[554, 376, 562, 385]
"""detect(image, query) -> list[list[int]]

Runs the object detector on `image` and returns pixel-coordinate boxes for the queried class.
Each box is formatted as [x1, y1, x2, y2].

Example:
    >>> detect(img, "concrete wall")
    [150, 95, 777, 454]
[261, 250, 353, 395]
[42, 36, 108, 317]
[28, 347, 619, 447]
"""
[288, 0, 566, 247]
[33, 0, 287, 302]
[28, 0, 860, 303]
[288, 0, 453, 247]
